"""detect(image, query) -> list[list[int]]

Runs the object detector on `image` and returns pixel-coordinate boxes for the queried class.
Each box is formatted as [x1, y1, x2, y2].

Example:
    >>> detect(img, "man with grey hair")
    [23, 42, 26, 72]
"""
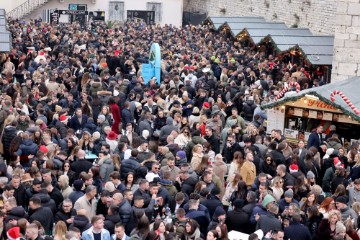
[74, 185, 97, 220]
[242, 191, 257, 216]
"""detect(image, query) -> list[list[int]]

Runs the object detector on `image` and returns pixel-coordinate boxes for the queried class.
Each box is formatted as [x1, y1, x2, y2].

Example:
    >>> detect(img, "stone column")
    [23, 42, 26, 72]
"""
[332, 0, 360, 82]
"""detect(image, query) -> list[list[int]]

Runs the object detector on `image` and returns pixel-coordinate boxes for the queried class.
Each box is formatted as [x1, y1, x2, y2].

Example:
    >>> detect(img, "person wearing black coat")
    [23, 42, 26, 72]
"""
[204, 129, 220, 154]
[4, 205, 28, 226]
[226, 199, 250, 233]
[34, 192, 57, 214]
[175, 172, 197, 197]
[44, 182, 64, 209]
[2, 124, 18, 164]
[284, 213, 312, 240]
[207, 205, 226, 232]
[11, 176, 26, 208]
[104, 204, 121, 235]
[200, 188, 223, 219]
[69, 213, 92, 234]
[54, 200, 76, 227]
[120, 152, 141, 180]
[222, 137, 242, 164]
[28, 197, 54, 235]
[69, 110, 88, 132]
[306, 207, 323, 240]
[70, 150, 93, 179]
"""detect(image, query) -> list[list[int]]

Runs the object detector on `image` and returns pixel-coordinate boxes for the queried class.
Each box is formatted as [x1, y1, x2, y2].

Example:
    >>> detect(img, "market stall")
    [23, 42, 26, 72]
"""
[261, 77, 360, 146]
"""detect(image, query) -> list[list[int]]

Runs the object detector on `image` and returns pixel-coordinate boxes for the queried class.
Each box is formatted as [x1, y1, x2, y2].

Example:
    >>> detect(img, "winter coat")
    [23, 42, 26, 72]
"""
[222, 142, 242, 163]
[201, 195, 222, 220]
[120, 157, 140, 180]
[243, 100, 257, 121]
[212, 159, 228, 185]
[55, 204, 76, 226]
[99, 155, 114, 182]
[71, 159, 93, 180]
[191, 152, 203, 171]
[240, 161, 256, 187]
[2, 126, 17, 154]
[118, 200, 132, 225]
[327, 137, 342, 150]
[284, 221, 312, 240]
[74, 195, 97, 221]
[34, 193, 57, 214]
[159, 117, 178, 140]
[29, 206, 54, 234]
[69, 115, 88, 132]
[69, 191, 84, 205]
[186, 209, 210, 235]
[181, 176, 198, 197]
[306, 214, 323, 240]
[226, 208, 250, 233]
[185, 136, 207, 159]
[104, 213, 122, 235]
[256, 213, 282, 234]
[70, 215, 91, 235]
[121, 108, 134, 130]
[204, 134, 220, 154]
[5, 206, 28, 225]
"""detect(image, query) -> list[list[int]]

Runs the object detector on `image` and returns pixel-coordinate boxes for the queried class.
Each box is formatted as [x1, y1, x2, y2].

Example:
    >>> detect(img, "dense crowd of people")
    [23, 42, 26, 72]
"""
[0, 15, 357, 240]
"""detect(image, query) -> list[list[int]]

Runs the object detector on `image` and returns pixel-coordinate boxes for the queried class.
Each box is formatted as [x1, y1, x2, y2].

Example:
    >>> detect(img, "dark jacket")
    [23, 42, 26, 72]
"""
[55, 205, 76, 226]
[120, 157, 140, 180]
[226, 208, 249, 233]
[16, 139, 38, 156]
[243, 100, 257, 121]
[5, 206, 28, 225]
[180, 176, 197, 197]
[159, 117, 177, 141]
[71, 159, 93, 179]
[200, 195, 222, 219]
[13, 184, 25, 208]
[256, 213, 282, 234]
[69, 190, 84, 205]
[186, 209, 210, 235]
[118, 200, 132, 225]
[69, 115, 88, 132]
[29, 206, 54, 233]
[49, 187, 64, 209]
[306, 214, 323, 240]
[222, 142, 242, 163]
[2, 126, 17, 154]
[104, 213, 121, 235]
[69, 214, 92, 233]
[121, 108, 134, 130]
[34, 193, 57, 214]
[307, 131, 322, 149]
[54, 120, 68, 139]
[25, 187, 39, 210]
[284, 221, 312, 240]
[204, 134, 220, 154]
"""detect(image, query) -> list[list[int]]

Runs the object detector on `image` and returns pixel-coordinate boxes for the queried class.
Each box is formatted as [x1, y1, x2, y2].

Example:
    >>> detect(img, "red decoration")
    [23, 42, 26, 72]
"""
[330, 90, 360, 115]
[273, 81, 301, 101]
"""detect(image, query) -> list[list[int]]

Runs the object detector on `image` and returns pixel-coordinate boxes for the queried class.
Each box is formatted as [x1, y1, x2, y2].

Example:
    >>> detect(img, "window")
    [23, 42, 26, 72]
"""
[109, 1, 125, 21]
[146, 2, 162, 23]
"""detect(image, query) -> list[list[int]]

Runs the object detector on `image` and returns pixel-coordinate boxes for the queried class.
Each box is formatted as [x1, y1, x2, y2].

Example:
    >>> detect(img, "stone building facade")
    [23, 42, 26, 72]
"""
[184, 0, 337, 35]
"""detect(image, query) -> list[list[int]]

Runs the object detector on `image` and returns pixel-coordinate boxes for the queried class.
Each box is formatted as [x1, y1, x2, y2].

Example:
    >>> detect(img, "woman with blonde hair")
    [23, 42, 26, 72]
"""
[271, 176, 284, 201]
[191, 144, 204, 171]
[349, 153, 360, 180]
[54, 221, 67, 240]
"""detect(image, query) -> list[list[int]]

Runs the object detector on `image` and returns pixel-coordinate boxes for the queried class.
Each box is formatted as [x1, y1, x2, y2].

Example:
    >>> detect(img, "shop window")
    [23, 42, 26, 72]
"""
[146, 2, 162, 23]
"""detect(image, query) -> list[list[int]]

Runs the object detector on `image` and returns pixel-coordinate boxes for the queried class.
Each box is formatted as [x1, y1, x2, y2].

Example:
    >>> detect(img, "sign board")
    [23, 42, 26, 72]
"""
[285, 97, 342, 113]
[56, 10, 89, 15]
[50, 12, 59, 24]
[266, 107, 285, 134]
[127, 10, 155, 25]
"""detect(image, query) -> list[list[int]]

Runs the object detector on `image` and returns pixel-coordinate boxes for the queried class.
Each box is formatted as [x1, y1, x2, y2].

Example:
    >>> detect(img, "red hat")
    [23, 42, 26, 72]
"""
[334, 157, 341, 167]
[7, 226, 20, 240]
[39, 51, 45, 56]
[183, 65, 189, 70]
[59, 115, 68, 122]
[107, 131, 118, 140]
[39, 145, 48, 153]
[289, 164, 298, 173]
[203, 102, 210, 108]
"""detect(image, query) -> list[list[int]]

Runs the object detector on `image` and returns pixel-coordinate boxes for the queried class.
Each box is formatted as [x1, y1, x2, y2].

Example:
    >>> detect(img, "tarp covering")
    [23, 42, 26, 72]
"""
[205, 16, 334, 65]
[261, 77, 360, 122]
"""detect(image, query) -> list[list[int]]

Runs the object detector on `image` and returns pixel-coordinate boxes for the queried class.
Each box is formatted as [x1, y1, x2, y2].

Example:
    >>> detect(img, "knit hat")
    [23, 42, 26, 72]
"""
[176, 151, 186, 159]
[59, 115, 68, 123]
[307, 171, 315, 179]
[262, 194, 275, 208]
[334, 157, 342, 167]
[289, 164, 298, 173]
[7, 227, 20, 240]
[284, 189, 294, 198]
[73, 179, 84, 191]
[39, 145, 48, 153]
[97, 114, 106, 121]
[336, 196, 347, 204]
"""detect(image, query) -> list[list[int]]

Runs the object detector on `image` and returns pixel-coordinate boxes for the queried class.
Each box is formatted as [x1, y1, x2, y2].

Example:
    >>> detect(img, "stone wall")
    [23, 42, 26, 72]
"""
[331, 0, 360, 82]
[184, 0, 336, 35]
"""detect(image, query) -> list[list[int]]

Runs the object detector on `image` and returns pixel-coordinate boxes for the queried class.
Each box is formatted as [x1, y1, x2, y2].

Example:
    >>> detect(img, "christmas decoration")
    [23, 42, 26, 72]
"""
[273, 81, 301, 101]
[330, 90, 360, 115]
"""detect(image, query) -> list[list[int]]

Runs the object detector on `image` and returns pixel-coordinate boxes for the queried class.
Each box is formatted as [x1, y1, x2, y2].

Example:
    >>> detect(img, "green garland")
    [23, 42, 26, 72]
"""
[260, 91, 360, 122]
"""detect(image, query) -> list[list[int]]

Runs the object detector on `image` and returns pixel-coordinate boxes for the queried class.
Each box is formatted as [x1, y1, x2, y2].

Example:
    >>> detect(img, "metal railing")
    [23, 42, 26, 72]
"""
[7, 0, 48, 19]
